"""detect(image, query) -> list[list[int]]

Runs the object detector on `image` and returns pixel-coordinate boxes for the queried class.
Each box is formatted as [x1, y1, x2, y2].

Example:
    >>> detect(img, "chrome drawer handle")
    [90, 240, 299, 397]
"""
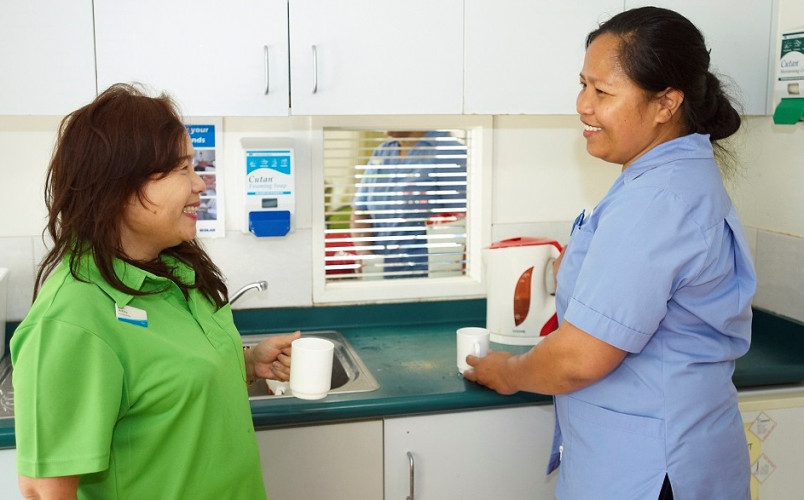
[263, 45, 270, 95]
[312, 44, 318, 94]
[406, 451, 415, 500]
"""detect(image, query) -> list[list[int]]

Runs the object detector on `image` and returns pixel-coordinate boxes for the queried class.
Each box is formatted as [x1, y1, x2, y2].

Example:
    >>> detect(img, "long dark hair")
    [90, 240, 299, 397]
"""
[36, 83, 228, 308]
[587, 7, 741, 148]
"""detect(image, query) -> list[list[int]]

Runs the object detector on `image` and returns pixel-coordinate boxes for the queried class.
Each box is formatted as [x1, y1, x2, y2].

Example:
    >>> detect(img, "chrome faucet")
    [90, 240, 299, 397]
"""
[230, 280, 268, 305]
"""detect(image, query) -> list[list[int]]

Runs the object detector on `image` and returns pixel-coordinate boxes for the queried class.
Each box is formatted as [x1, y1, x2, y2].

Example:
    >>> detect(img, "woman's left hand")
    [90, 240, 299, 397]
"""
[248, 331, 301, 382]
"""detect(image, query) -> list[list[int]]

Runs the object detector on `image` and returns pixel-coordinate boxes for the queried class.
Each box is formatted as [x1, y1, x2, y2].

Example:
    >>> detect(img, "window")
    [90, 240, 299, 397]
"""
[324, 129, 469, 280]
[312, 118, 491, 304]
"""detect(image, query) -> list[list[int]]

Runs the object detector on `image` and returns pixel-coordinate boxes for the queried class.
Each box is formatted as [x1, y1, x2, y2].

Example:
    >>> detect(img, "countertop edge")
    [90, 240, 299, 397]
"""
[1, 303, 803, 450]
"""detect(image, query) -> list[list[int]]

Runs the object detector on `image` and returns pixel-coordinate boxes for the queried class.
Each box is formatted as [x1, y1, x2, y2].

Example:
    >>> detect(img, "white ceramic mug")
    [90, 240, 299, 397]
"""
[457, 327, 490, 375]
[289, 337, 334, 400]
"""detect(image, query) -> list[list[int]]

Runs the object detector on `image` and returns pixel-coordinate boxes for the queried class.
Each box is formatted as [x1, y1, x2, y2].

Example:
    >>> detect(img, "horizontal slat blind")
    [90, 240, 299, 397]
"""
[324, 129, 470, 281]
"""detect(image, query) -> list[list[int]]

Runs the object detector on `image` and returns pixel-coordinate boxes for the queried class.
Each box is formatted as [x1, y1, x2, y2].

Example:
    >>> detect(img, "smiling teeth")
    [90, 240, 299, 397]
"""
[183, 206, 197, 214]
[584, 124, 602, 132]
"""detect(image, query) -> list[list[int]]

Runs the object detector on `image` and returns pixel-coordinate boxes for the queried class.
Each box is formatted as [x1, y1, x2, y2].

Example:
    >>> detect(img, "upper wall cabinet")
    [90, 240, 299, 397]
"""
[624, 0, 773, 115]
[464, 0, 623, 115]
[0, 0, 96, 115]
[288, 0, 464, 115]
[94, 0, 290, 117]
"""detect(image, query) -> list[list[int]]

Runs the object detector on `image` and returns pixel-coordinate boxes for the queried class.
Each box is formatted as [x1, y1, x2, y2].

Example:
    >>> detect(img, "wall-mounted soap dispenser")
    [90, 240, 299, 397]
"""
[773, 29, 804, 124]
[241, 138, 295, 237]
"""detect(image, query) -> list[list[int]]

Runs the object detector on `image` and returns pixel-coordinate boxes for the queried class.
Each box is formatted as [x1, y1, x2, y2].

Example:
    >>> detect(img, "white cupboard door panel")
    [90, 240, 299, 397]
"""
[624, 0, 772, 115]
[95, 0, 289, 117]
[0, 0, 96, 115]
[464, 0, 623, 115]
[289, 0, 464, 115]
[384, 406, 557, 500]
[0, 448, 20, 499]
[256, 421, 383, 500]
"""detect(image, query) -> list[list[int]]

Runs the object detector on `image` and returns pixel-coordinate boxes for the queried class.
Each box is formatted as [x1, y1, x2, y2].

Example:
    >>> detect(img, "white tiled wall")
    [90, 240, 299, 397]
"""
[1, 113, 804, 323]
[753, 230, 804, 322]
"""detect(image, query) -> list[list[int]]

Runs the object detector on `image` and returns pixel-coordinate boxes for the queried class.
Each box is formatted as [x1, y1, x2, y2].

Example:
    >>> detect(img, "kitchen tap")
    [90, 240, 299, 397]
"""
[230, 280, 268, 305]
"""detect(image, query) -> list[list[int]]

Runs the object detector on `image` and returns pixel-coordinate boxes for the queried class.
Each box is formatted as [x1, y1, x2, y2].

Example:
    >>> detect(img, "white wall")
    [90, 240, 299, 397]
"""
[3, 0, 804, 323]
[1, 113, 803, 323]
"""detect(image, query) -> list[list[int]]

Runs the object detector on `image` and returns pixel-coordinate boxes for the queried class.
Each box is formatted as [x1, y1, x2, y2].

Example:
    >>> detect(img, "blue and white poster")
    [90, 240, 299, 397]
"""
[185, 118, 224, 238]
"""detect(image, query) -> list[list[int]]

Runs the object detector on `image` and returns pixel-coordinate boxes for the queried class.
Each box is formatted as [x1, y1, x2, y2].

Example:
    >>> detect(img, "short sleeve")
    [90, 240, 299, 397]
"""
[12, 319, 124, 477]
[564, 187, 707, 352]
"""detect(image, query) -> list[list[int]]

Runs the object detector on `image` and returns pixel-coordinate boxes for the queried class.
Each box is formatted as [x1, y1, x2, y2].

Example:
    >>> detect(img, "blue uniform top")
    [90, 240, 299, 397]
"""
[353, 131, 467, 276]
[552, 134, 756, 499]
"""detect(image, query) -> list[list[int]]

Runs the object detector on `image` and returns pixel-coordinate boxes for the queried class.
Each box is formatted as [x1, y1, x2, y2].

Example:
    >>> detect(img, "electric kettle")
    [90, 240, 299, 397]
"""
[485, 237, 562, 345]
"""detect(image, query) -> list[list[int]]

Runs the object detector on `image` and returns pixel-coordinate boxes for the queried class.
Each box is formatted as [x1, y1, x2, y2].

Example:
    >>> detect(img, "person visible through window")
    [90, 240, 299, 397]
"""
[350, 130, 467, 279]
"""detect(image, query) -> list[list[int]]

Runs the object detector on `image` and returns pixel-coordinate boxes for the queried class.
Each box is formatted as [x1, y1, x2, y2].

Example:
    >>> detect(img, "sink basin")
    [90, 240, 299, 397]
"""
[243, 330, 379, 399]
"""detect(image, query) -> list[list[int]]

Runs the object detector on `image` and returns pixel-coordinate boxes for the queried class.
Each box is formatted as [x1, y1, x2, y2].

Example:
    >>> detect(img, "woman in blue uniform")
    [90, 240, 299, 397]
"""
[464, 7, 756, 499]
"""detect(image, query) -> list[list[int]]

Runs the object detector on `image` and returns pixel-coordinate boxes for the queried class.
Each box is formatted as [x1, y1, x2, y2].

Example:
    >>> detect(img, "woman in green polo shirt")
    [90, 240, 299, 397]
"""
[10, 84, 296, 499]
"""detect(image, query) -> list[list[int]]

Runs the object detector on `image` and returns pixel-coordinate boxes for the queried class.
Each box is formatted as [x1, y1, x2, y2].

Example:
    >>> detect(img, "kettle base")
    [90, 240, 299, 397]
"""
[490, 333, 546, 346]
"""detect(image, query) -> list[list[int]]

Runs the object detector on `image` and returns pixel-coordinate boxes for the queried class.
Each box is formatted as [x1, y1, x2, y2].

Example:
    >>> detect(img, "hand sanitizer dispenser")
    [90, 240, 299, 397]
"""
[773, 29, 804, 124]
[241, 138, 295, 237]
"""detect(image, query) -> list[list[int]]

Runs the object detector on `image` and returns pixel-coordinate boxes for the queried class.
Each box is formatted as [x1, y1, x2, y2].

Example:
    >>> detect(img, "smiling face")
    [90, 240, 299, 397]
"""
[577, 33, 684, 170]
[119, 135, 205, 261]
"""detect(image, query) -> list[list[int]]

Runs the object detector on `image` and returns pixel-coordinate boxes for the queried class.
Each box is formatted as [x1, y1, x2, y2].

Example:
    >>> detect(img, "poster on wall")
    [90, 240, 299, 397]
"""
[185, 119, 224, 238]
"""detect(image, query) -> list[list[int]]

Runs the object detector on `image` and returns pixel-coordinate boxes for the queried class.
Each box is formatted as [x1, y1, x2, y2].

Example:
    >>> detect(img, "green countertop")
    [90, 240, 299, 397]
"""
[248, 323, 548, 429]
[2, 300, 803, 448]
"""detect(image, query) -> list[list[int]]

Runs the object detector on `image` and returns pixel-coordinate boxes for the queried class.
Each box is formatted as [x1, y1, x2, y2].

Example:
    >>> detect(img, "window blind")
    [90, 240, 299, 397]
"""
[323, 129, 470, 281]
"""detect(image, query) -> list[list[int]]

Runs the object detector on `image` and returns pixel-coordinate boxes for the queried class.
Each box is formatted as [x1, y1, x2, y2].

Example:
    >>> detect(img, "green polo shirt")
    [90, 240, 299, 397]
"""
[11, 255, 266, 499]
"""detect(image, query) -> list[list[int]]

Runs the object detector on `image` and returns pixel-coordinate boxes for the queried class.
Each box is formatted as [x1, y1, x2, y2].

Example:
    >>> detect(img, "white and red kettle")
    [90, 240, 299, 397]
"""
[485, 237, 563, 345]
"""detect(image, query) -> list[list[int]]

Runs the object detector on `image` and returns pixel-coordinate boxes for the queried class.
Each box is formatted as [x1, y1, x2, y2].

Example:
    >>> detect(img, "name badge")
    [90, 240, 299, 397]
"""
[115, 304, 148, 327]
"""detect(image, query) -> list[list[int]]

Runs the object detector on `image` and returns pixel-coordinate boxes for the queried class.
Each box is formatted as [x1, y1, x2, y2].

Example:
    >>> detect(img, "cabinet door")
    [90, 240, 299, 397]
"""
[464, 0, 623, 115]
[740, 390, 804, 500]
[624, 0, 772, 115]
[95, 0, 289, 117]
[0, 0, 96, 115]
[384, 406, 557, 500]
[256, 420, 383, 500]
[0, 447, 20, 499]
[289, 0, 464, 115]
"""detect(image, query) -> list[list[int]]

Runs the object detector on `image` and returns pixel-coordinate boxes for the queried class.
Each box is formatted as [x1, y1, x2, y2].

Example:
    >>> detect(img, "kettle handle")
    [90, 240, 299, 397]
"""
[545, 257, 557, 296]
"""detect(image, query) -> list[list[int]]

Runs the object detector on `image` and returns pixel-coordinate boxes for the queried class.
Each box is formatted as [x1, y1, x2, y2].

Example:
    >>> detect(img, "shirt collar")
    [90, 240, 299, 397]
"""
[69, 252, 195, 307]
[623, 133, 713, 183]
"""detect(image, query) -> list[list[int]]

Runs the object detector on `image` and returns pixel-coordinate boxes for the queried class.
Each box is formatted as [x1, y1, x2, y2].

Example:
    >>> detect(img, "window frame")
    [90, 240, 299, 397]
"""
[311, 116, 493, 304]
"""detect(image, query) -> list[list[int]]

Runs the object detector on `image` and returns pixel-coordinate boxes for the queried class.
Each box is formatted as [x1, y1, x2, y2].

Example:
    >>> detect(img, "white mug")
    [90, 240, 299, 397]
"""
[289, 337, 334, 400]
[456, 327, 490, 375]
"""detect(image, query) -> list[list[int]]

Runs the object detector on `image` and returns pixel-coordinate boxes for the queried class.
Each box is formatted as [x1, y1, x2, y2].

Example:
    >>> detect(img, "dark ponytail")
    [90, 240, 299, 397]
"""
[587, 7, 742, 146]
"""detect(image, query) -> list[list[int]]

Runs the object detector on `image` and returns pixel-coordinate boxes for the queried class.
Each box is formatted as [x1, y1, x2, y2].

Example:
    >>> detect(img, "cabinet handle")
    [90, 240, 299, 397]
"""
[263, 45, 270, 95]
[406, 451, 415, 500]
[311, 45, 318, 94]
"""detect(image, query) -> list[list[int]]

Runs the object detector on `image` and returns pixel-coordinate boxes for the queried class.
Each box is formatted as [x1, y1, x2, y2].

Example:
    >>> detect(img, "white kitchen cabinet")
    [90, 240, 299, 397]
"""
[256, 420, 383, 500]
[0, 0, 96, 116]
[624, 0, 773, 115]
[94, 0, 290, 117]
[384, 406, 557, 500]
[0, 448, 21, 499]
[288, 0, 464, 115]
[464, 0, 624, 115]
[740, 387, 804, 500]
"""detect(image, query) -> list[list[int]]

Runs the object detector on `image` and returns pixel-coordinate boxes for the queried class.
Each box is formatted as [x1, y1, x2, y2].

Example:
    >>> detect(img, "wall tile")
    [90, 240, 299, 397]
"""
[753, 230, 804, 323]
[0, 237, 35, 321]
[202, 229, 313, 310]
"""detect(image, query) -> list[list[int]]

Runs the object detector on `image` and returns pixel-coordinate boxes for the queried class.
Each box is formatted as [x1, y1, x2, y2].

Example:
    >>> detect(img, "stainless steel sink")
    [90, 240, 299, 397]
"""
[243, 330, 379, 399]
